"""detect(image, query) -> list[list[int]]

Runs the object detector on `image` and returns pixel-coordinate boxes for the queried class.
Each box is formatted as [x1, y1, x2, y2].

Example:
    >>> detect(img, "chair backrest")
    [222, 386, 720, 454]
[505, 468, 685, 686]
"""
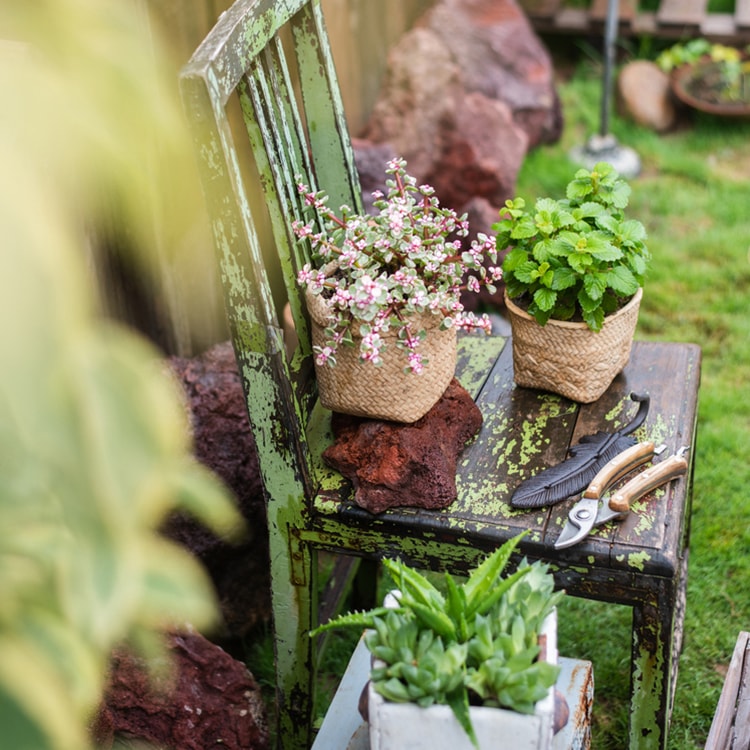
[180, 0, 362, 499]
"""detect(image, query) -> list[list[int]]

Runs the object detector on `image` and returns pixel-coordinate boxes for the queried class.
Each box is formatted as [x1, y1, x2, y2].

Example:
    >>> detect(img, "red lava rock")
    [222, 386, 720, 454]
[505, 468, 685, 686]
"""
[323, 379, 483, 514]
[101, 630, 269, 750]
[361, 0, 561, 215]
[426, 89, 529, 210]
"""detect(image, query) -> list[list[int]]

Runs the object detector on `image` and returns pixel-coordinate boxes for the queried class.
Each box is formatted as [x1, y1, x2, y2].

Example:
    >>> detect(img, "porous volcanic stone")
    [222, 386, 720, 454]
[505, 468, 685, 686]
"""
[422, 0, 562, 149]
[323, 379, 483, 514]
[165, 341, 270, 638]
[362, 0, 561, 211]
[100, 630, 269, 750]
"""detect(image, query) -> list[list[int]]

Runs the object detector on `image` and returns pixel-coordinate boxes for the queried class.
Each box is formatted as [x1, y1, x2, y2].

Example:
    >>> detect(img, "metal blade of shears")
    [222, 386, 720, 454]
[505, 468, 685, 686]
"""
[555, 497, 604, 549]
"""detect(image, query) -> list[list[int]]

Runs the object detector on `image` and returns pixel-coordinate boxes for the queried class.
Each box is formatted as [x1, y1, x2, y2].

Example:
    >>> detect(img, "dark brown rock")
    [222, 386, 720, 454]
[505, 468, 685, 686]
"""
[165, 341, 271, 638]
[102, 630, 269, 750]
[361, 0, 561, 210]
[422, 0, 563, 148]
[323, 379, 483, 514]
[427, 90, 528, 209]
[363, 26, 462, 183]
[458, 196, 510, 313]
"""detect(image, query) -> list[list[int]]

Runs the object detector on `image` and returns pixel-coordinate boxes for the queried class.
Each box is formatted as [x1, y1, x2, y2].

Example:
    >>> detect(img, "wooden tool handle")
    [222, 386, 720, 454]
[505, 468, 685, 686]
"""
[583, 441, 655, 499]
[608, 454, 689, 513]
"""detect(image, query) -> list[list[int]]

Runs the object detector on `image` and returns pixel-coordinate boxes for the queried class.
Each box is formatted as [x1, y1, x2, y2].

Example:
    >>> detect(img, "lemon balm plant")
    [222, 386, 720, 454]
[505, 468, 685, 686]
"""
[493, 162, 650, 402]
[497, 161, 650, 332]
[313, 533, 562, 748]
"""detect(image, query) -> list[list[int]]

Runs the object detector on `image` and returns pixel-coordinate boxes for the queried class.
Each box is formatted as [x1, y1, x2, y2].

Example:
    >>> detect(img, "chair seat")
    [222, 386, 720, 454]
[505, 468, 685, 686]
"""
[310, 339, 697, 580]
[303, 339, 700, 750]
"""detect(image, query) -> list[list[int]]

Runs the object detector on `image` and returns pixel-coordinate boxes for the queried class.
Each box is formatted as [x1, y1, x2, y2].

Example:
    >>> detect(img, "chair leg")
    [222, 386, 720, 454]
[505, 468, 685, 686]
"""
[270, 530, 317, 750]
[629, 579, 680, 750]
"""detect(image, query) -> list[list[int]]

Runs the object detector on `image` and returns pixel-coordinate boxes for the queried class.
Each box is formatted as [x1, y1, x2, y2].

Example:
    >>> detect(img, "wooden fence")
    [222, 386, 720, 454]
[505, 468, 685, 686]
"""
[519, 0, 750, 44]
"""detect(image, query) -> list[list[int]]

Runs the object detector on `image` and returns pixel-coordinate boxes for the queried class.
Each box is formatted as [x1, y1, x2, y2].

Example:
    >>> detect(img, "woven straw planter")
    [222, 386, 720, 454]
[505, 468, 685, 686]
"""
[504, 288, 642, 403]
[306, 288, 457, 423]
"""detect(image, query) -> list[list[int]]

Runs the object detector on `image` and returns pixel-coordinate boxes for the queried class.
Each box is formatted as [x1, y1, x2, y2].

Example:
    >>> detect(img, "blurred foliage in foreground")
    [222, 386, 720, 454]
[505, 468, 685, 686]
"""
[0, 2, 241, 748]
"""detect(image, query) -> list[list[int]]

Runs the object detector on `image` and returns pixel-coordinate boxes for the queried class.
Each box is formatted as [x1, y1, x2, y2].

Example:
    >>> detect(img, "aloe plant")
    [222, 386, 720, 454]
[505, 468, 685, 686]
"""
[312, 533, 563, 748]
[497, 162, 650, 332]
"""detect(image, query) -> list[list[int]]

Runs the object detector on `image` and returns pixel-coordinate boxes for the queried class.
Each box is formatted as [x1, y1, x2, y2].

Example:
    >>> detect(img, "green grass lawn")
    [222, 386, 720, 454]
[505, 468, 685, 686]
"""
[516, 61, 750, 749]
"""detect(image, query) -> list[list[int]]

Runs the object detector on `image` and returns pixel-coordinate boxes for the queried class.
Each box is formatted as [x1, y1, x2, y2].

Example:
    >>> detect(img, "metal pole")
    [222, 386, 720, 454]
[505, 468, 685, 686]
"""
[600, 0, 619, 137]
[568, 0, 640, 176]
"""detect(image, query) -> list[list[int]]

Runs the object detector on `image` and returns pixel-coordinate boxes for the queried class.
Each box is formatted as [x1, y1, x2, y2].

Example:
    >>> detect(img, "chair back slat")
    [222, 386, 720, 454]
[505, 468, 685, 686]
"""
[180, 0, 362, 503]
[239, 40, 317, 359]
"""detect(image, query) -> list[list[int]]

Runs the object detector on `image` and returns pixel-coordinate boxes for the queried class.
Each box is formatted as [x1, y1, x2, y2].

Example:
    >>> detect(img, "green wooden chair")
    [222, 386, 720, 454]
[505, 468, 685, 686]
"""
[180, 2, 700, 749]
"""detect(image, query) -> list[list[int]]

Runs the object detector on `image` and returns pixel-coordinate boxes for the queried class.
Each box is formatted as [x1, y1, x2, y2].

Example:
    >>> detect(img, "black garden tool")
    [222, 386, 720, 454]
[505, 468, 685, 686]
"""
[510, 392, 650, 510]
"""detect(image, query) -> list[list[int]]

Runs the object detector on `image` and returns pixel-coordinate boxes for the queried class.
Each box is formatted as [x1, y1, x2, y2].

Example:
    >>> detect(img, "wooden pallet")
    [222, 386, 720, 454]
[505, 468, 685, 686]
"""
[519, 0, 750, 44]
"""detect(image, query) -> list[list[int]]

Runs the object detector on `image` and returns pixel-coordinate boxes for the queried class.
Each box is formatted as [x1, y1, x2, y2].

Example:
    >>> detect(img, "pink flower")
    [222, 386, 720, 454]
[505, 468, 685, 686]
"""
[292, 220, 313, 239]
[315, 346, 335, 366]
[407, 350, 424, 374]
[297, 264, 315, 284]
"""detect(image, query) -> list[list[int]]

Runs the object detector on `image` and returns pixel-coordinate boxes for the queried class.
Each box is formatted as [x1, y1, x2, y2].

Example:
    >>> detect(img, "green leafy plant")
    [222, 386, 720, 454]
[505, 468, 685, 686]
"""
[0, 2, 242, 749]
[496, 162, 650, 331]
[312, 533, 563, 748]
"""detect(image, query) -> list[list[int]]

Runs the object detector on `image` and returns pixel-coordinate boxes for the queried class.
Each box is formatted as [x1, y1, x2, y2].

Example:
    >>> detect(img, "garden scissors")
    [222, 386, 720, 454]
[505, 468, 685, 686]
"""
[555, 443, 690, 550]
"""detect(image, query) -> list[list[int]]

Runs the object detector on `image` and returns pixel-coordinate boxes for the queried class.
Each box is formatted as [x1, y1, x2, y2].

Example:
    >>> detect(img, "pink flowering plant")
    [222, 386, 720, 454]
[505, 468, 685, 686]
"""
[294, 158, 502, 373]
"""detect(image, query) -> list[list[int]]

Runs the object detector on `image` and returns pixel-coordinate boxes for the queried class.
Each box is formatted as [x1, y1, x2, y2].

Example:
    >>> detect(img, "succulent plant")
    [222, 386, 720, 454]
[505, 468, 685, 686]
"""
[312, 532, 563, 748]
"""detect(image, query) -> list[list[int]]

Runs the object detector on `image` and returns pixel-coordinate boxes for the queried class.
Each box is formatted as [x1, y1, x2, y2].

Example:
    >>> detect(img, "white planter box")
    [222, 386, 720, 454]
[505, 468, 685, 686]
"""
[368, 610, 558, 750]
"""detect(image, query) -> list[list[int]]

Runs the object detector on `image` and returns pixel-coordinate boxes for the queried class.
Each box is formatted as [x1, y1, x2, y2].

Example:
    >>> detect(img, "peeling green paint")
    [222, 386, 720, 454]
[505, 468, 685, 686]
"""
[631, 640, 666, 749]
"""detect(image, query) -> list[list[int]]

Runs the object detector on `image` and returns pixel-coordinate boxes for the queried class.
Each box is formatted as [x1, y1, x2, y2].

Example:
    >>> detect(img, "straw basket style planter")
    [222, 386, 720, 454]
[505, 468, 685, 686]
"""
[367, 610, 558, 750]
[306, 288, 457, 423]
[505, 288, 642, 404]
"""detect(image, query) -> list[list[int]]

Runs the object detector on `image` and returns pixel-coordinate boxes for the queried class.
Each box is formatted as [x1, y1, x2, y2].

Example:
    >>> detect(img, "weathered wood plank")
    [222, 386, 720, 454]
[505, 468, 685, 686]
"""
[517, 0, 750, 42]
[706, 632, 750, 750]
[701, 13, 740, 40]
[733, 648, 750, 749]
[555, 7, 590, 32]
[590, 0, 637, 26]
[521, 0, 564, 20]
[737, 0, 750, 30]
[656, 0, 708, 28]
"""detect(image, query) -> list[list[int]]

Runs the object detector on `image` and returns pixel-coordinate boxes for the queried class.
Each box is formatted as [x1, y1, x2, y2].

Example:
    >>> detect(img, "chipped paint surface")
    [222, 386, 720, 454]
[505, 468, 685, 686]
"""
[626, 550, 653, 571]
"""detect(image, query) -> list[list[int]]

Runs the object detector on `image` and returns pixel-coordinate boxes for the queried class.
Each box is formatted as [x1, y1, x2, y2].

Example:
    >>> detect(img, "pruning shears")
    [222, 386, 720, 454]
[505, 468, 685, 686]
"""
[555, 442, 690, 550]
